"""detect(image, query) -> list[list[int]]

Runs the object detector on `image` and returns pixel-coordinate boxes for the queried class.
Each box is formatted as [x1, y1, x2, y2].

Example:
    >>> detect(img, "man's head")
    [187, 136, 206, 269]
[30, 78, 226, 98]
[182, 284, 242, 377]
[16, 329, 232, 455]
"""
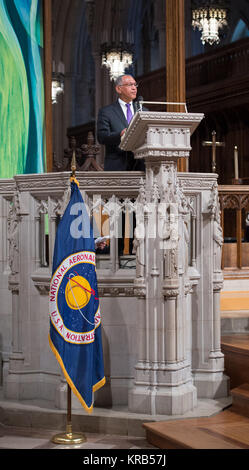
[115, 75, 138, 103]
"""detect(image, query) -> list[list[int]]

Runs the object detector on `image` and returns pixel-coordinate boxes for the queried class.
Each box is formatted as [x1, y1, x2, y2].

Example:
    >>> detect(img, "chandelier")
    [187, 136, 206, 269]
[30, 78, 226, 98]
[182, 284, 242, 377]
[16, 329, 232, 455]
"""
[102, 50, 133, 81]
[192, 1, 229, 45]
[52, 62, 65, 104]
[101, 30, 134, 81]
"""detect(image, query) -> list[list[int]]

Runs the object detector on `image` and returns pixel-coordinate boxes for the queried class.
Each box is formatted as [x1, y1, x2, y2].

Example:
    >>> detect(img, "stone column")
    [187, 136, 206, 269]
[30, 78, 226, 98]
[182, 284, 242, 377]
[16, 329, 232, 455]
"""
[191, 181, 229, 398]
[120, 111, 203, 414]
[211, 184, 224, 358]
[131, 161, 196, 415]
[4, 188, 25, 399]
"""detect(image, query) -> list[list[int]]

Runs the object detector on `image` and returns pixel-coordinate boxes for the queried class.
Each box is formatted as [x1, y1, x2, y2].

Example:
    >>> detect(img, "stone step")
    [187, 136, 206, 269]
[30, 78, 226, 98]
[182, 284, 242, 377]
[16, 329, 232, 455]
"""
[220, 290, 249, 312]
[0, 393, 232, 439]
[220, 290, 249, 334]
[221, 314, 249, 335]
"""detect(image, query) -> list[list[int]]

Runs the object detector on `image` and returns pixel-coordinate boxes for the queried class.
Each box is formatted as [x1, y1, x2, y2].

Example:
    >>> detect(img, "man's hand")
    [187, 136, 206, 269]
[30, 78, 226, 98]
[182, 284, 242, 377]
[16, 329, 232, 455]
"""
[95, 240, 106, 250]
[120, 128, 127, 137]
[95, 236, 109, 251]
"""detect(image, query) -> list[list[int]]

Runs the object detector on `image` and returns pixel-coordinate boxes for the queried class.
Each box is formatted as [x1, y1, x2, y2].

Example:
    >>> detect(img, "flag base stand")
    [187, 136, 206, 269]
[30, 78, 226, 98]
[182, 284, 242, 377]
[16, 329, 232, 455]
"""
[51, 384, 86, 445]
[51, 424, 86, 445]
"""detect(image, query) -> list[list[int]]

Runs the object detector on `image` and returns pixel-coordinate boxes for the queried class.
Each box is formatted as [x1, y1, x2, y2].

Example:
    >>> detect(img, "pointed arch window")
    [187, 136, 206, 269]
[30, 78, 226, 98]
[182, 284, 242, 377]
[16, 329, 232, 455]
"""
[231, 18, 249, 43]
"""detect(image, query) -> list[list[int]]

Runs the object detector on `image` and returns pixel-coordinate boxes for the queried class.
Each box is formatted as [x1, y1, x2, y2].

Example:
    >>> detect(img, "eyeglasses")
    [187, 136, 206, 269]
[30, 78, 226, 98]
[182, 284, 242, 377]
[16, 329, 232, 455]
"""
[119, 82, 138, 88]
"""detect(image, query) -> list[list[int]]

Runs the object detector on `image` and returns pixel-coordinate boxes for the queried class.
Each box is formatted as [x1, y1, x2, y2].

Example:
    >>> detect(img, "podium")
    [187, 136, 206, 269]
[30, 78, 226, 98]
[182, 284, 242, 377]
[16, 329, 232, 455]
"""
[120, 111, 228, 415]
[120, 110, 203, 161]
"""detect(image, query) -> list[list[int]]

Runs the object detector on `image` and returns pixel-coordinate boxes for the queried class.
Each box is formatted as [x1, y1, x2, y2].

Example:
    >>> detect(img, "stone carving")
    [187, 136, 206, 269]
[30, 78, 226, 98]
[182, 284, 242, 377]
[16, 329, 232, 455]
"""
[51, 182, 71, 218]
[209, 182, 223, 274]
[178, 175, 216, 189]
[213, 219, 223, 273]
[37, 199, 48, 215]
[133, 180, 146, 279]
[7, 190, 20, 275]
[162, 288, 179, 298]
[0, 112, 229, 412]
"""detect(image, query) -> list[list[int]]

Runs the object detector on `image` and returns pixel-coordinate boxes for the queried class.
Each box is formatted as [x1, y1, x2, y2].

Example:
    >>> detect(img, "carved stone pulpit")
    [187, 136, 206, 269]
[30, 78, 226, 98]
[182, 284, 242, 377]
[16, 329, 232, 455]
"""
[120, 111, 229, 415]
[0, 113, 229, 416]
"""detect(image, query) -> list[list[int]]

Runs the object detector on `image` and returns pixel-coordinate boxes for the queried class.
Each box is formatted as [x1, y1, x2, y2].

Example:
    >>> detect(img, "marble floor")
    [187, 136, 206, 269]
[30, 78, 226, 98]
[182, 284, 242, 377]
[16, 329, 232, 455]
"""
[0, 423, 156, 450]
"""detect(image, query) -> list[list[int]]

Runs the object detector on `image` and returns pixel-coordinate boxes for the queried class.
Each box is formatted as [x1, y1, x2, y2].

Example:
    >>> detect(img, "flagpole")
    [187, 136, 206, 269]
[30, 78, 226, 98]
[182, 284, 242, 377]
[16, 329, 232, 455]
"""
[51, 384, 86, 445]
[51, 154, 86, 446]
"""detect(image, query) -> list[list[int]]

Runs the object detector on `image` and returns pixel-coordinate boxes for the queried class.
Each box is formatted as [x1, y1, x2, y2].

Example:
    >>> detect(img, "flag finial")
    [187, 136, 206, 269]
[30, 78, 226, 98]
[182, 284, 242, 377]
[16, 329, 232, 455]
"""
[71, 148, 76, 178]
[70, 138, 79, 186]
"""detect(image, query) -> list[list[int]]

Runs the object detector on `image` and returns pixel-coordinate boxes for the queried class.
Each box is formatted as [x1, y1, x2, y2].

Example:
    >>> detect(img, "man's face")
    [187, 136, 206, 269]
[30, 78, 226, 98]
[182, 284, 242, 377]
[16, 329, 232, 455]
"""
[116, 75, 137, 103]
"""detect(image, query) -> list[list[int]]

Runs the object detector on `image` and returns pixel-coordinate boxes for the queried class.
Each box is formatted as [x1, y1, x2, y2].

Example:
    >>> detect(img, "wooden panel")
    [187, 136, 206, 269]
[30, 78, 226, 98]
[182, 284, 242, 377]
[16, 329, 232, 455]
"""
[222, 243, 249, 269]
[231, 384, 249, 418]
[223, 243, 237, 268]
[67, 121, 95, 148]
[166, 0, 186, 172]
[136, 39, 249, 182]
[165, 0, 186, 111]
[137, 38, 249, 109]
[221, 334, 249, 389]
[242, 243, 249, 267]
[144, 410, 249, 449]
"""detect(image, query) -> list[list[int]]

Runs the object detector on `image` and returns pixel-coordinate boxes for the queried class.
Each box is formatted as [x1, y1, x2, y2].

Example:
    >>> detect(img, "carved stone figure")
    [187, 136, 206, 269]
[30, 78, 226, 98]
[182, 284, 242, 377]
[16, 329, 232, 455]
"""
[7, 192, 20, 275]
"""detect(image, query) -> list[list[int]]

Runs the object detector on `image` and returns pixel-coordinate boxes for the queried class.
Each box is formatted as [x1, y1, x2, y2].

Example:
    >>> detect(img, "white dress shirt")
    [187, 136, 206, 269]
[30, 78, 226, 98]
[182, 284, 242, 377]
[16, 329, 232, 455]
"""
[118, 98, 135, 121]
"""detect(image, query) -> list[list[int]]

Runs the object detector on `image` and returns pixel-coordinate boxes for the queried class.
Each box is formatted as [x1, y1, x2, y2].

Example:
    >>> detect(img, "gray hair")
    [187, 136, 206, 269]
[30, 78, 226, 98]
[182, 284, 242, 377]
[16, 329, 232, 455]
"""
[115, 74, 134, 86]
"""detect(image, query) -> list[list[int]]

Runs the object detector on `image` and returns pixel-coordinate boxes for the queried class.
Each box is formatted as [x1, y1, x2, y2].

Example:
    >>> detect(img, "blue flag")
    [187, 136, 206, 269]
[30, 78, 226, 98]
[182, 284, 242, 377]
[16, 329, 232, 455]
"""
[49, 178, 105, 413]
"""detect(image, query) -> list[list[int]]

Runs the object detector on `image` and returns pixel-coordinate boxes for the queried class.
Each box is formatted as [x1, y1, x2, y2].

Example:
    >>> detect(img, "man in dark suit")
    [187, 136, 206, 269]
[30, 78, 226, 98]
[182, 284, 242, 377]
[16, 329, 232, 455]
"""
[97, 74, 145, 171]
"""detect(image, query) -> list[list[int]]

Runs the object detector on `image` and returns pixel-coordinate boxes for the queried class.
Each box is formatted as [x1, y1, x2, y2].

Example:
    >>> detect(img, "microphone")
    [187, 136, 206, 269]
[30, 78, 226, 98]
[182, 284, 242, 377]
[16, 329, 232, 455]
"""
[135, 96, 143, 112]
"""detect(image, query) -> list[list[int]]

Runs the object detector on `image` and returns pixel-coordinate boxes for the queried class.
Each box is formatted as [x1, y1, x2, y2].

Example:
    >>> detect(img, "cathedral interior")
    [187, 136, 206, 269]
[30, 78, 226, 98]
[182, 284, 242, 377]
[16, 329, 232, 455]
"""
[51, 0, 249, 269]
[1, 0, 249, 452]
[52, 0, 249, 183]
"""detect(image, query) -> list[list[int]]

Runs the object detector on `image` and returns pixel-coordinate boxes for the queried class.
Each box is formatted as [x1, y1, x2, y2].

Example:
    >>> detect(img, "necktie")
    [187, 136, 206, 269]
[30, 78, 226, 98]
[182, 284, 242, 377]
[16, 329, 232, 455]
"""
[126, 103, 133, 124]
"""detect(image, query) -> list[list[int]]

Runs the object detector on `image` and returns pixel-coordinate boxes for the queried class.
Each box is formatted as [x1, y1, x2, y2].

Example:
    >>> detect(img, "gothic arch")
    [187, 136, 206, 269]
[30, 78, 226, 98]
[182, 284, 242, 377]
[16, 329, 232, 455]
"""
[52, 0, 94, 164]
[223, 0, 249, 44]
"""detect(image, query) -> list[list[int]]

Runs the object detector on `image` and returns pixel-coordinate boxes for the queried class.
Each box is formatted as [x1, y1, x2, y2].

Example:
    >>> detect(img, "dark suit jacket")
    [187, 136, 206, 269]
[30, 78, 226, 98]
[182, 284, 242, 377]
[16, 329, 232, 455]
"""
[97, 100, 145, 171]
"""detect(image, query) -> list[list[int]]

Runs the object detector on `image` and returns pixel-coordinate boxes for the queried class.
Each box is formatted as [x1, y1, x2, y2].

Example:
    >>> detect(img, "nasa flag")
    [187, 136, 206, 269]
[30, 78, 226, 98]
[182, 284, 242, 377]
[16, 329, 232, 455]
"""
[49, 178, 105, 413]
